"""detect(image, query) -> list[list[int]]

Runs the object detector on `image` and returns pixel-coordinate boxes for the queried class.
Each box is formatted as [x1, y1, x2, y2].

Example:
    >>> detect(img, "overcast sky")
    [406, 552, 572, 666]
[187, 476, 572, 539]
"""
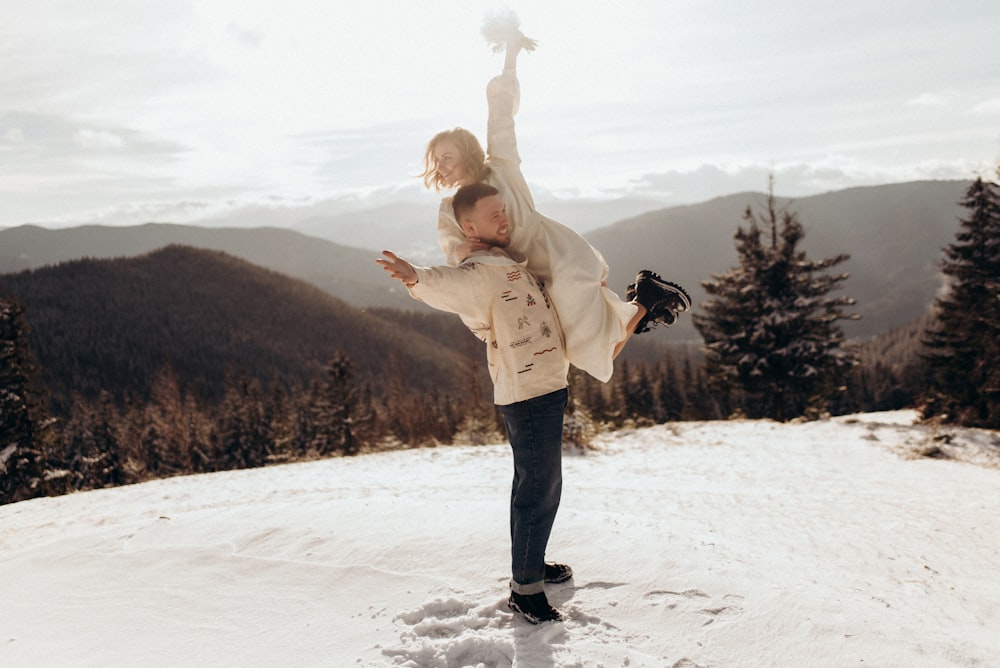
[2, 0, 998, 228]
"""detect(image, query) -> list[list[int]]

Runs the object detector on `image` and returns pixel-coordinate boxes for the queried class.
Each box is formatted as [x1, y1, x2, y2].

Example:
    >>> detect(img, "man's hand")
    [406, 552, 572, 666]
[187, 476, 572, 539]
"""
[377, 250, 418, 287]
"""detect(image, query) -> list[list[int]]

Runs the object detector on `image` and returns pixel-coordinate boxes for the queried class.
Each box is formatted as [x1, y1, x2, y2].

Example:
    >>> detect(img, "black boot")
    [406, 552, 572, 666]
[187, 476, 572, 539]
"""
[631, 270, 690, 333]
[508, 590, 563, 624]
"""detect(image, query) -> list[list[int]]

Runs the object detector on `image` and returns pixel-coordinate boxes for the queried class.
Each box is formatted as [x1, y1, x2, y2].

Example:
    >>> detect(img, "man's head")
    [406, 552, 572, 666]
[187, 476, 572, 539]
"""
[453, 183, 510, 248]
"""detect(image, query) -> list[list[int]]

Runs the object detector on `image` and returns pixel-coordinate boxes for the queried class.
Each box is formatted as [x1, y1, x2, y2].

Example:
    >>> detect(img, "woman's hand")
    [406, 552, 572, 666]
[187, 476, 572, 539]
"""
[504, 30, 536, 69]
[454, 238, 491, 262]
[515, 31, 537, 53]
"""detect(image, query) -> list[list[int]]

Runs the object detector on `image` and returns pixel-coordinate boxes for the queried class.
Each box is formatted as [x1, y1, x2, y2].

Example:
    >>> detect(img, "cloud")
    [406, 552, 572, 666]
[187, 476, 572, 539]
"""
[625, 162, 874, 202]
[1, 112, 181, 158]
[971, 98, 1000, 115]
[905, 92, 950, 107]
[226, 21, 264, 48]
[624, 157, 981, 204]
[74, 128, 125, 150]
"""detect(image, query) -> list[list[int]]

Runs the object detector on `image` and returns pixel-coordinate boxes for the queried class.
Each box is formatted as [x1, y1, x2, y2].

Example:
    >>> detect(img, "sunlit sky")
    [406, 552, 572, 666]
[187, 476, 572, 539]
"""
[2, 0, 999, 228]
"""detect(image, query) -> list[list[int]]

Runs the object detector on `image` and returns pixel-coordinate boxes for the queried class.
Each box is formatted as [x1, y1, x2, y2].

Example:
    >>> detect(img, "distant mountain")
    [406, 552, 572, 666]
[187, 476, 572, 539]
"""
[587, 180, 969, 340]
[0, 180, 972, 341]
[294, 202, 445, 265]
[0, 245, 473, 416]
[290, 196, 665, 265]
[0, 222, 413, 312]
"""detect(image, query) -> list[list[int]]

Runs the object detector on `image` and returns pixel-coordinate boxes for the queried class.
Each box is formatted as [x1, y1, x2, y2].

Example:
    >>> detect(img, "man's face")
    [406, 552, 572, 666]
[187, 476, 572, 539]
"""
[465, 194, 510, 247]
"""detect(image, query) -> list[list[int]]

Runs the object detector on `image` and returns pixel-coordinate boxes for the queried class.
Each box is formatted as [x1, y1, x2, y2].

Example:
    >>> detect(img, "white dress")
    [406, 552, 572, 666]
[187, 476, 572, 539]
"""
[437, 70, 637, 383]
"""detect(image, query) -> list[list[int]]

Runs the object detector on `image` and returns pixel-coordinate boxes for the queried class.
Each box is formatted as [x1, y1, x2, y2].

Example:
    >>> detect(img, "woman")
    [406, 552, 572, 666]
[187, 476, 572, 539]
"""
[421, 28, 688, 383]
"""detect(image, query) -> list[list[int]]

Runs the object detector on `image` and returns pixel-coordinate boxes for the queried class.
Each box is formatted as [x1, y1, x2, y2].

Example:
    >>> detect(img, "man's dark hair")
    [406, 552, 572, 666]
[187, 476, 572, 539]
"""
[453, 182, 500, 222]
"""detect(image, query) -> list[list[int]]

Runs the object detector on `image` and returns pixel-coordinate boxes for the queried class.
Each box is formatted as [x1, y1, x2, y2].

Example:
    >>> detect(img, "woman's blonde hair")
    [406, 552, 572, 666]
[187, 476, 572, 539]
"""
[421, 128, 491, 191]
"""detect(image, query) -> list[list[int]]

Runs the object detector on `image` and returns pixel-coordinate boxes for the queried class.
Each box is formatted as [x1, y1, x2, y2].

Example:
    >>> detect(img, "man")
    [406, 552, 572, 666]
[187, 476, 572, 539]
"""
[377, 182, 573, 623]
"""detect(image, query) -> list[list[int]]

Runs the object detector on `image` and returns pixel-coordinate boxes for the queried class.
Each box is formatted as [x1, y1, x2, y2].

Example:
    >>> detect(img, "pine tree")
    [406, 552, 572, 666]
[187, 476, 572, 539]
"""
[219, 374, 272, 469]
[452, 357, 501, 445]
[657, 358, 685, 423]
[310, 352, 371, 456]
[1, 295, 51, 504]
[687, 358, 722, 420]
[263, 383, 296, 464]
[142, 365, 193, 476]
[922, 173, 1000, 427]
[694, 176, 859, 421]
[60, 392, 125, 490]
[622, 363, 655, 426]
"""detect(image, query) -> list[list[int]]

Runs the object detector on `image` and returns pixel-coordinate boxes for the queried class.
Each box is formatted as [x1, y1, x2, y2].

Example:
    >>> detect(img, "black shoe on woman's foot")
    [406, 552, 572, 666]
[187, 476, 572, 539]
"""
[631, 270, 690, 332]
[634, 270, 690, 314]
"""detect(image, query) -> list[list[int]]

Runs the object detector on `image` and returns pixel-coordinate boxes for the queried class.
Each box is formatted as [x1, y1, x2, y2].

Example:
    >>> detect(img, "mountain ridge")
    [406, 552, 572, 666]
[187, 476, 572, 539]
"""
[587, 179, 968, 339]
[1, 180, 972, 339]
[0, 245, 473, 415]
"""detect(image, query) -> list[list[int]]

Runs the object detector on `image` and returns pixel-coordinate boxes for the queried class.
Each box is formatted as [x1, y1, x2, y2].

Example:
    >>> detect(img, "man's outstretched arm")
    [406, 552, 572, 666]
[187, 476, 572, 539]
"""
[377, 250, 418, 287]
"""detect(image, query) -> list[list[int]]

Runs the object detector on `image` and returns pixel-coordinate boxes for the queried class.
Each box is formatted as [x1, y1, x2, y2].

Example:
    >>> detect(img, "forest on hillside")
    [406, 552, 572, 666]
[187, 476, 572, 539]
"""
[0, 244, 927, 505]
[3, 173, 998, 505]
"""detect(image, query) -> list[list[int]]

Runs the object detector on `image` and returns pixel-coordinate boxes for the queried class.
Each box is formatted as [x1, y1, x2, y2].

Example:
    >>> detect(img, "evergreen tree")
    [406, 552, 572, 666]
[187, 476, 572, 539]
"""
[452, 357, 501, 445]
[571, 368, 609, 426]
[1, 295, 51, 504]
[142, 365, 193, 475]
[311, 352, 371, 456]
[563, 394, 598, 451]
[604, 359, 629, 428]
[184, 394, 216, 472]
[694, 177, 859, 421]
[688, 359, 722, 420]
[218, 374, 272, 469]
[622, 363, 655, 425]
[922, 173, 1000, 427]
[657, 358, 685, 423]
[263, 383, 296, 464]
[61, 392, 125, 490]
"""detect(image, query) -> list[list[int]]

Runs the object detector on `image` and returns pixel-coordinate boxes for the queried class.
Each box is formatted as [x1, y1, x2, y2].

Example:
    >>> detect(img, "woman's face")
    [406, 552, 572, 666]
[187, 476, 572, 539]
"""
[433, 139, 472, 188]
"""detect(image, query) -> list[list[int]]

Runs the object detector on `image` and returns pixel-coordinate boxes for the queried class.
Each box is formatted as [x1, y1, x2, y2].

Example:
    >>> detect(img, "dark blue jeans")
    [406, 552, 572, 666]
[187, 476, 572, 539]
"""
[498, 387, 567, 593]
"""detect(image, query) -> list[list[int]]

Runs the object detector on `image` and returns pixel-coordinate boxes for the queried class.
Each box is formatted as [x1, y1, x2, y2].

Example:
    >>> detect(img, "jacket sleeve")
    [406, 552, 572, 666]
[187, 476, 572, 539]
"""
[486, 69, 520, 165]
[408, 263, 490, 336]
[486, 69, 538, 249]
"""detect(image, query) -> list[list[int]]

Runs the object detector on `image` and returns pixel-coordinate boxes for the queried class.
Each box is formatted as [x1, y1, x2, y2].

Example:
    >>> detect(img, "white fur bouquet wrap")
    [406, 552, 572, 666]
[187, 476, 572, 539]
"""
[480, 9, 537, 54]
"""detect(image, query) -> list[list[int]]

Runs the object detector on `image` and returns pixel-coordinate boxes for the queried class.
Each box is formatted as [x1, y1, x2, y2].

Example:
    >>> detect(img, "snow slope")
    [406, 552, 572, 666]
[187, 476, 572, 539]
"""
[2, 411, 999, 667]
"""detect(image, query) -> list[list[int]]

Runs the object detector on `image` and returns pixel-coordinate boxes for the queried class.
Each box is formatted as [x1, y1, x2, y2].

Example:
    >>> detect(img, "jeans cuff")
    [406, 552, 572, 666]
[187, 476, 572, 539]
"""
[510, 579, 545, 595]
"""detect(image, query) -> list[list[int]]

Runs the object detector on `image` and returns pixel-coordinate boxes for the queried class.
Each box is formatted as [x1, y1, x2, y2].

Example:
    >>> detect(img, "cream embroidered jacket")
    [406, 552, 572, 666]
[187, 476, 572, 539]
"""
[436, 69, 637, 384]
[409, 249, 569, 406]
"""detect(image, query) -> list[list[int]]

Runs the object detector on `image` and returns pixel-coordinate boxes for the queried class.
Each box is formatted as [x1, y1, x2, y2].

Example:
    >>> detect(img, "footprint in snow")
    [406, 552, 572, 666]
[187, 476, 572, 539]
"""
[379, 586, 633, 667]
[380, 594, 519, 667]
[643, 589, 745, 626]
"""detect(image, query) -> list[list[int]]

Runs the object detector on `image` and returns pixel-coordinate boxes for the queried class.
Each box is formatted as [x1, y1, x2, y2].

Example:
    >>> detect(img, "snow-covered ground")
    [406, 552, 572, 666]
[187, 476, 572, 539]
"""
[3, 411, 999, 667]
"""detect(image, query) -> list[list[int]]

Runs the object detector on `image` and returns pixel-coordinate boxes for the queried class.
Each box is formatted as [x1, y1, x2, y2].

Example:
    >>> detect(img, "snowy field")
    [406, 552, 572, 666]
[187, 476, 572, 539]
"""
[2, 410, 999, 667]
